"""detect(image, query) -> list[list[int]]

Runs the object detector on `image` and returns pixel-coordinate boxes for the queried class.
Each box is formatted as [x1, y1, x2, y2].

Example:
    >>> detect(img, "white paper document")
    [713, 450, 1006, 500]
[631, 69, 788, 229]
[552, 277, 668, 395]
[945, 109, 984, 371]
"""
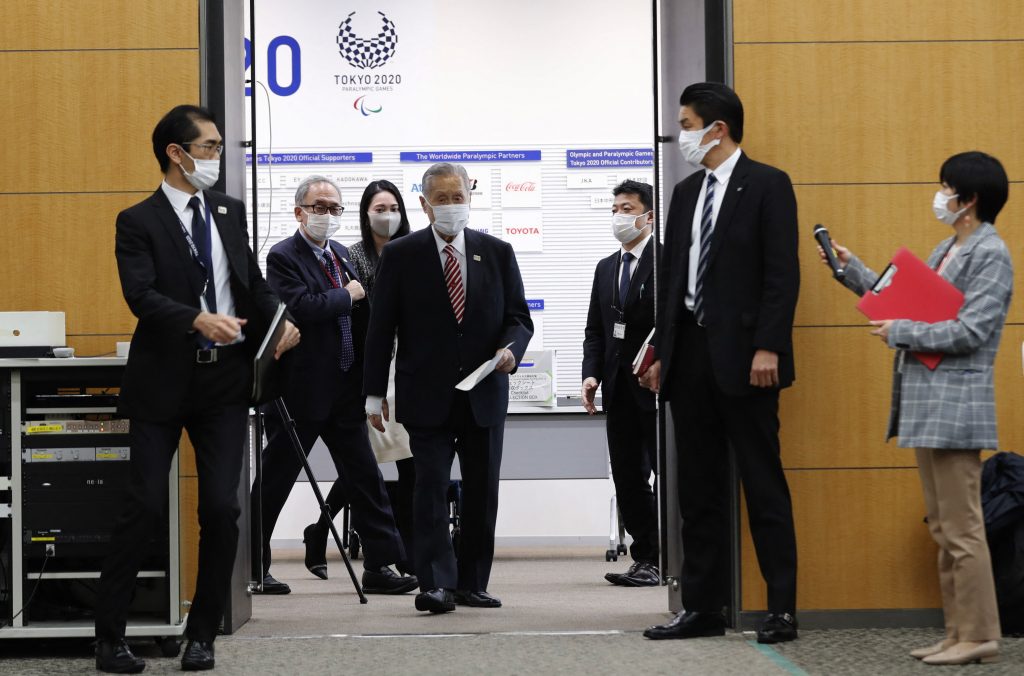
[456, 342, 515, 391]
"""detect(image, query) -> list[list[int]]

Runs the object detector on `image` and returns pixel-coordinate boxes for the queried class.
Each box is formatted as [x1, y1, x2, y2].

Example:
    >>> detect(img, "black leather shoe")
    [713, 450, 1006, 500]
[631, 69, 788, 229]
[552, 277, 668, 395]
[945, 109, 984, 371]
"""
[181, 639, 215, 671]
[453, 590, 502, 608]
[757, 612, 798, 644]
[643, 610, 726, 640]
[605, 562, 660, 587]
[95, 638, 145, 673]
[303, 523, 328, 580]
[255, 573, 291, 595]
[414, 588, 456, 613]
[362, 565, 419, 594]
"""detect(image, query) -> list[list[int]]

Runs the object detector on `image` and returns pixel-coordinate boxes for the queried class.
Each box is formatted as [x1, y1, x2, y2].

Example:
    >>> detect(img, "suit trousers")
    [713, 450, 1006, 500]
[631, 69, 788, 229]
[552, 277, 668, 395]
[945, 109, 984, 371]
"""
[405, 392, 504, 592]
[669, 318, 798, 614]
[915, 448, 1001, 641]
[95, 347, 249, 643]
[606, 367, 658, 564]
[317, 456, 417, 575]
[253, 383, 404, 574]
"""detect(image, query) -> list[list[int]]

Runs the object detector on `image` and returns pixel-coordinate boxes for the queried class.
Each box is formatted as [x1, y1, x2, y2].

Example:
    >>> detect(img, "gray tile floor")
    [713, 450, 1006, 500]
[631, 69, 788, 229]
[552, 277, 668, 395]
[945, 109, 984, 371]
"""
[2, 550, 1021, 675]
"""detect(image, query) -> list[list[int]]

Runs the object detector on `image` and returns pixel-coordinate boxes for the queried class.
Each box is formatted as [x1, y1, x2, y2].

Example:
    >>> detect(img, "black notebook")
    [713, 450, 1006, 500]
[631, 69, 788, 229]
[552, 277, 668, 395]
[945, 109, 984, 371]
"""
[251, 302, 288, 405]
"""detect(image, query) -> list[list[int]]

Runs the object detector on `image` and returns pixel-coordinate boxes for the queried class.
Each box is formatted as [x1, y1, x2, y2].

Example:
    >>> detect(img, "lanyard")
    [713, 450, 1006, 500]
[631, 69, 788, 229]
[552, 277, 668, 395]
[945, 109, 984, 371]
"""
[318, 248, 344, 288]
[175, 198, 213, 277]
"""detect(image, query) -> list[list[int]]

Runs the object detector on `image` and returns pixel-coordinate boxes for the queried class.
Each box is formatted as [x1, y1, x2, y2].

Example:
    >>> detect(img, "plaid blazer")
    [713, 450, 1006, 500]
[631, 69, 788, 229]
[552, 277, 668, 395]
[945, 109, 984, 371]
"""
[842, 223, 1013, 449]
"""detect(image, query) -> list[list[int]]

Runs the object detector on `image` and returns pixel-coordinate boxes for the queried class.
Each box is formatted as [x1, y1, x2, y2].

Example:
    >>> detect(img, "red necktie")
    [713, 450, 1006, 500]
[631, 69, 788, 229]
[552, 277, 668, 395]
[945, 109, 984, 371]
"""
[443, 244, 465, 323]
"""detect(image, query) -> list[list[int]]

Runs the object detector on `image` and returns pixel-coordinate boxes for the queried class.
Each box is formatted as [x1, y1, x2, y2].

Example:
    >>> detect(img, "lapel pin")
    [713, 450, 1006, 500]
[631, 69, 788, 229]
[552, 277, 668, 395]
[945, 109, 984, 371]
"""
[217, 205, 228, 214]
[736, 186, 744, 192]
[473, 254, 482, 261]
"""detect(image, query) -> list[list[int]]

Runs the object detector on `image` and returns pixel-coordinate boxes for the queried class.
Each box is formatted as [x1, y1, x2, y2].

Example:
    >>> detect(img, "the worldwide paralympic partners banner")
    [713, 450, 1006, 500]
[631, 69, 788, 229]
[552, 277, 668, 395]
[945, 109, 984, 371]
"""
[245, 0, 652, 148]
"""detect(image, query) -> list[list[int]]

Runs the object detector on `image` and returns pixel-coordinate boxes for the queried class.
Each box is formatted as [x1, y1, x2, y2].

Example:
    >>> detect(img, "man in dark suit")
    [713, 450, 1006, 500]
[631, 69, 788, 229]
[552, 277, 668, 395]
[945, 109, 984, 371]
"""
[364, 162, 533, 614]
[640, 83, 801, 644]
[582, 180, 659, 587]
[95, 105, 299, 673]
[251, 174, 416, 597]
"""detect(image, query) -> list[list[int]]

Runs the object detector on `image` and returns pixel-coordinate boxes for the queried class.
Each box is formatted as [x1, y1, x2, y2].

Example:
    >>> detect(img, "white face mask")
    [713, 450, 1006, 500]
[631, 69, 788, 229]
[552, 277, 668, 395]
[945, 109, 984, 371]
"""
[677, 122, 721, 165]
[304, 213, 341, 241]
[178, 148, 220, 191]
[426, 201, 470, 237]
[369, 211, 402, 237]
[611, 211, 648, 244]
[932, 190, 967, 226]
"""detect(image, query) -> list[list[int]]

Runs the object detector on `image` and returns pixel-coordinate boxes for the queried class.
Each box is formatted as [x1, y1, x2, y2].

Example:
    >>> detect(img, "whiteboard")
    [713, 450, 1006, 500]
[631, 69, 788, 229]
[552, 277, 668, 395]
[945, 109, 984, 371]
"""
[245, 0, 655, 400]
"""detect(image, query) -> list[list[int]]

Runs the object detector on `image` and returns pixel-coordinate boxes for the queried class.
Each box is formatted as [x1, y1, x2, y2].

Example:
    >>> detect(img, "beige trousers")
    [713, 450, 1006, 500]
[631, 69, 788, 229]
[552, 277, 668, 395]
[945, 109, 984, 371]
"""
[915, 448, 1001, 642]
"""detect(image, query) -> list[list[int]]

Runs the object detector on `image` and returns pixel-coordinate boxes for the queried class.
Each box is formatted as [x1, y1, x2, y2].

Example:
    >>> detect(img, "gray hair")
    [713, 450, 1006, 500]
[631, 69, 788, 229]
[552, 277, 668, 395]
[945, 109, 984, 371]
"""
[421, 162, 472, 196]
[294, 174, 343, 205]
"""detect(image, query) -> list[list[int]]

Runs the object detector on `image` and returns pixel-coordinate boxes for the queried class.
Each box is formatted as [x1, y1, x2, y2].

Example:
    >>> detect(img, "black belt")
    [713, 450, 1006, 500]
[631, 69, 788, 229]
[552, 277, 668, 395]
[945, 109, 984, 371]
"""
[196, 343, 241, 364]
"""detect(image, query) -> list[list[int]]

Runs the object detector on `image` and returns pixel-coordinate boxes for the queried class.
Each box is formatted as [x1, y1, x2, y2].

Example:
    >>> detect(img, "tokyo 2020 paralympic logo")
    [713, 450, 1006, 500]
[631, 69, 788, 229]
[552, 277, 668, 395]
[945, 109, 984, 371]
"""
[336, 11, 398, 69]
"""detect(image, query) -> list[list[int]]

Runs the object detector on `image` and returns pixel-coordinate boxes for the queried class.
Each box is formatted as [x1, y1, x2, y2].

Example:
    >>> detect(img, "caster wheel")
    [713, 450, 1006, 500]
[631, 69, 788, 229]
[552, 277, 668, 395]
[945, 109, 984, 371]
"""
[156, 637, 181, 658]
[617, 544, 628, 555]
[605, 549, 617, 562]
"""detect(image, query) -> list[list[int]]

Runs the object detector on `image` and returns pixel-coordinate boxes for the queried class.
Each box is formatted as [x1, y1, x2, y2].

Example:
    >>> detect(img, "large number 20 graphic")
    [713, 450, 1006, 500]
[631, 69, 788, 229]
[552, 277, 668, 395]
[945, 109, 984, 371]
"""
[244, 36, 301, 97]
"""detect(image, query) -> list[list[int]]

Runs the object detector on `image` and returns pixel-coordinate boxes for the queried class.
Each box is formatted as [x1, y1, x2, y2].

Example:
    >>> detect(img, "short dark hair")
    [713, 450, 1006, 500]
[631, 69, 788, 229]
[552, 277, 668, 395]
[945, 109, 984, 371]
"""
[939, 152, 1009, 224]
[358, 179, 411, 262]
[151, 105, 217, 173]
[679, 82, 744, 143]
[612, 180, 653, 212]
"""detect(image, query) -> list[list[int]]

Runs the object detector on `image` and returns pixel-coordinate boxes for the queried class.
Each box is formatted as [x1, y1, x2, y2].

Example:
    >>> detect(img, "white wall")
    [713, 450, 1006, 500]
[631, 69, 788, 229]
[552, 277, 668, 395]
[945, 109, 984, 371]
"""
[270, 478, 617, 548]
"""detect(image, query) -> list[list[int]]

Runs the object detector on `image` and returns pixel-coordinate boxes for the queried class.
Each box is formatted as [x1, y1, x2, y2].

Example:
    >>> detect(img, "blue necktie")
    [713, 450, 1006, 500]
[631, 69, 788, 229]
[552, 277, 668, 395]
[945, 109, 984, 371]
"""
[693, 174, 717, 323]
[188, 196, 217, 314]
[619, 251, 634, 308]
[321, 250, 355, 372]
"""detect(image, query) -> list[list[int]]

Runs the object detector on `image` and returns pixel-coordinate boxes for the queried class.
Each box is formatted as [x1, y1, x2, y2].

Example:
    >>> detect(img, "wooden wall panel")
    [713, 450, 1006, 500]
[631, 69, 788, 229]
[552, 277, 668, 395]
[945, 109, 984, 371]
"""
[0, 1, 198, 51]
[1, 0, 203, 619]
[0, 50, 199, 193]
[733, 42, 1024, 185]
[0, 193, 144, 336]
[732, 0, 1022, 616]
[993, 325, 1024, 453]
[179, 476, 199, 611]
[781, 328, 900, 469]
[734, 0, 1024, 44]
[740, 469, 941, 610]
[783, 326, 1024, 469]
[793, 185, 1024, 327]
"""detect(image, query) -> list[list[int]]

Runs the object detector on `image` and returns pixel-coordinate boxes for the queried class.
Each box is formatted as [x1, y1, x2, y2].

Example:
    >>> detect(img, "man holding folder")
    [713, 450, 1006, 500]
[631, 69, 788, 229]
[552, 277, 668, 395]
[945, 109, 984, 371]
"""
[364, 162, 533, 613]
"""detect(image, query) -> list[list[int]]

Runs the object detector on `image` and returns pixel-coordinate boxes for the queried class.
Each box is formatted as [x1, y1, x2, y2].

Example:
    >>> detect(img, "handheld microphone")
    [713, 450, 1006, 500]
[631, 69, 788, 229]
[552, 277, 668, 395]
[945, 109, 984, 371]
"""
[813, 224, 845, 280]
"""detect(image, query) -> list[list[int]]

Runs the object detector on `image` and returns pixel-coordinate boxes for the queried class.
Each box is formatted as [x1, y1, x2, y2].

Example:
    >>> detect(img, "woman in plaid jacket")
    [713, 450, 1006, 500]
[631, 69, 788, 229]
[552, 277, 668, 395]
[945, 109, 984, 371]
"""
[823, 152, 1012, 666]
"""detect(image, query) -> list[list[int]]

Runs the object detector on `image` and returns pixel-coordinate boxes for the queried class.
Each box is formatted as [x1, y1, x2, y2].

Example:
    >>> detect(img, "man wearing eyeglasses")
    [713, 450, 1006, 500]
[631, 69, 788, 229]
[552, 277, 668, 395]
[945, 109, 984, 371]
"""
[250, 175, 416, 599]
[95, 105, 300, 673]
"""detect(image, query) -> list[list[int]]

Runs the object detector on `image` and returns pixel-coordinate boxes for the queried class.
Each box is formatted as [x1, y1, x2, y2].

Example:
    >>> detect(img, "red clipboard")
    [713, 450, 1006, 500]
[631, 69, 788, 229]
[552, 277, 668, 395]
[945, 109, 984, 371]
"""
[856, 247, 964, 370]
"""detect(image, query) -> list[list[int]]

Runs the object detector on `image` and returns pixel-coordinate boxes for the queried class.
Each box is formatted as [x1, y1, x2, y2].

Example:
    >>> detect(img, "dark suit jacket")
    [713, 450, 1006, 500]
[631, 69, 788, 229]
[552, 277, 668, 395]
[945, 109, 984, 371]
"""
[582, 241, 657, 412]
[363, 227, 534, 428]
[115, 187, 281, 421]
[264, 231, 367, 420]
[654, 152, 800, 398]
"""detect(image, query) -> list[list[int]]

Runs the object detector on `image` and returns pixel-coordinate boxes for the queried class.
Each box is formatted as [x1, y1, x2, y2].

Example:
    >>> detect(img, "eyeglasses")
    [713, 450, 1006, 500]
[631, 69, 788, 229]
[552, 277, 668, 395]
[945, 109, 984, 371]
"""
[300, 204, 345, 216]
[181, 142, 225, 156]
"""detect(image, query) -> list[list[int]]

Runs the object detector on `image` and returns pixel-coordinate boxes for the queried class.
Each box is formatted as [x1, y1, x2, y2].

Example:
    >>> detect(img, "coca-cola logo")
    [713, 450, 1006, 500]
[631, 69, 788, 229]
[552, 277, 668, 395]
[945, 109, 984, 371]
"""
[504, 181, 537, 192]
[506, 227, 541, 235]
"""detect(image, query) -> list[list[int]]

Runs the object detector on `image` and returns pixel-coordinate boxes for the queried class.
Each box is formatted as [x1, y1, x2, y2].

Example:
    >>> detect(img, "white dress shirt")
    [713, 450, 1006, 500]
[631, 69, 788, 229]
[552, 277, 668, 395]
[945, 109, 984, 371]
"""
[685, 147, 743, 311]
[161, 181, 236, 321]
[366, 226, 469, 417]
[616, 233, 652, 305]
[432, 226, 468, 288]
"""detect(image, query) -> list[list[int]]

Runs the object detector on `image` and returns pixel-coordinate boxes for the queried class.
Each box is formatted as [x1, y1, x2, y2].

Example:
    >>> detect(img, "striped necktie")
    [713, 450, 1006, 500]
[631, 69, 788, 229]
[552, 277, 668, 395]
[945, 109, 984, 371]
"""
[443, 244, 465, 323]
[693, 173, 717, 324]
